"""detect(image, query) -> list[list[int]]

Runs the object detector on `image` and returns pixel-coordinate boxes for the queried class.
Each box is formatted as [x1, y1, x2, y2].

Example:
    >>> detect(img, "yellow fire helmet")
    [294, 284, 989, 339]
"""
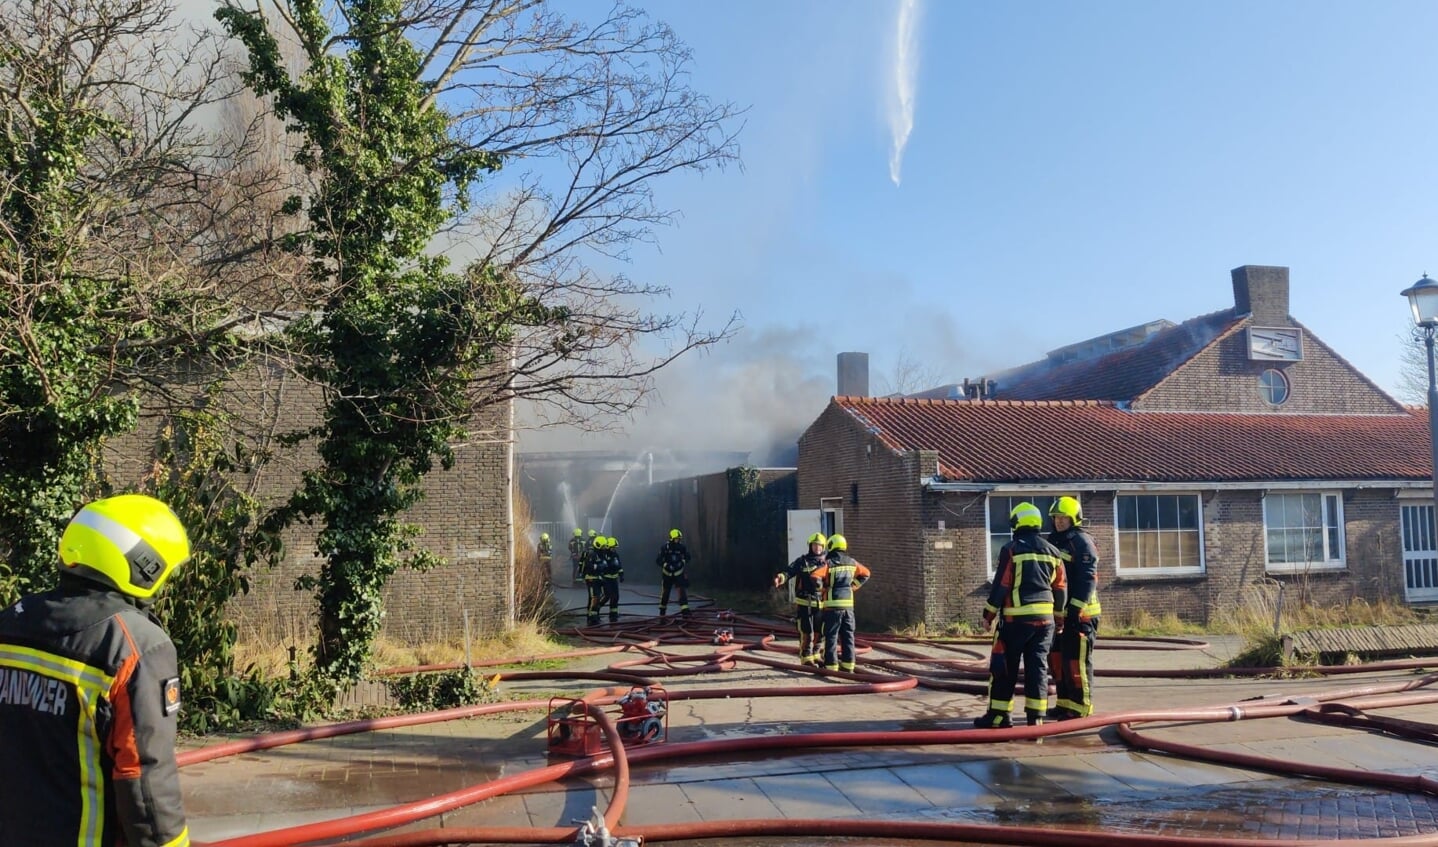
[807, 532, 827, 547]
[573, 527, 583, 537]
[1010, 502, 1043, 531]
[540, 532, 550, 541]
[58, 494, 191, 600]
[1049, 496, 1083, 525]
[669, 528, 682, 540]
[827, 534, 847, 552]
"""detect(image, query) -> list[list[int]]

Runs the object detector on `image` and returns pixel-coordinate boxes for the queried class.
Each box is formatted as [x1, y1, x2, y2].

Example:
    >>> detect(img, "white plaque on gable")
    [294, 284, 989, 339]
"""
[1247, 327, 1303, 362]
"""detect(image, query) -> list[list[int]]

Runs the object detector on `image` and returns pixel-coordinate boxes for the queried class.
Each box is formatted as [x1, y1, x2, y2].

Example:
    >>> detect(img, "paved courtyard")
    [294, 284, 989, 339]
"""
[181, 584, 1438, 845]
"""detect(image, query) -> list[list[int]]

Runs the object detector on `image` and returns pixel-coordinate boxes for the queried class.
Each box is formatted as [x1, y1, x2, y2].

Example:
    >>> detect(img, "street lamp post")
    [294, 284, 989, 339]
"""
[1401, 274, 1438, 552]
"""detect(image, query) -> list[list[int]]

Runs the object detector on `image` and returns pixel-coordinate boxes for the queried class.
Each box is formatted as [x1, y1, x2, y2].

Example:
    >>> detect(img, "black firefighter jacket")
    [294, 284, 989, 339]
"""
[776, 553, 826, 607]
[0, 579, 189, 847]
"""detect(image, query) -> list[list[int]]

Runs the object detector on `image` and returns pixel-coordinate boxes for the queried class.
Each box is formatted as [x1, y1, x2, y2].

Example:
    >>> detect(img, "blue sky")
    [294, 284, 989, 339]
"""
[541, 0, 1438, 453]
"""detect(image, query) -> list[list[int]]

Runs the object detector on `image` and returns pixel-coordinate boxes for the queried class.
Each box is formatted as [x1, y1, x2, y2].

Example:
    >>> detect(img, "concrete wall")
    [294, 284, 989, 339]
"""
[609, 468, 796, 590]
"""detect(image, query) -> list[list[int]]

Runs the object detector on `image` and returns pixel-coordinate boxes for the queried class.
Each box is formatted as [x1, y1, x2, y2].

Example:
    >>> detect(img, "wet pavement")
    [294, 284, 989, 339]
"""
[181, 583, 1438, 844]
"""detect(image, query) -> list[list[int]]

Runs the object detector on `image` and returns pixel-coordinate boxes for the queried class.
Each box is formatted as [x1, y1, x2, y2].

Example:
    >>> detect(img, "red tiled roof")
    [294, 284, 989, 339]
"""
[835, 396, 1432, 483]
[987, 311, 1244, 401]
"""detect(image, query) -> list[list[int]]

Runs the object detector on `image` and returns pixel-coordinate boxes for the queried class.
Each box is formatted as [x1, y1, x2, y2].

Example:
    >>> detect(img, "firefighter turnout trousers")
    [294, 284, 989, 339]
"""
[822, 607, 857, 672]
[585, 577, 605, 626]
[659, 574, 689, 617]
[987, 618, 1055, 718]
[1055, 617, 1099, 716]
[602, 578, 621, 623]
[794, 602, 822, 664]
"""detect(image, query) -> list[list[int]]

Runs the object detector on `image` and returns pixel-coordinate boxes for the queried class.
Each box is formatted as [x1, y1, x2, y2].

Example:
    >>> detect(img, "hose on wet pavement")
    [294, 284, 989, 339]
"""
[185, 611, 1438, 847]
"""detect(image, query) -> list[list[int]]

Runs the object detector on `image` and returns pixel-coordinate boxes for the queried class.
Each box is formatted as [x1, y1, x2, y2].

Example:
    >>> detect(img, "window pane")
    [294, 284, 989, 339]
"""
[1267, 529, 1287, 563]
[1284, 495, 1304, 527]
[1301, 494, 1322, 527]
[1327, 527, 1340, 561]
[1326, 495, 1338, 528]
[1179, 530, 1200, 566]
[1119, 532, 1138, 567]
[1158, 530, 1179, 565]
[1157, 496, 1178, 530]
[988, 498, 1010, 534]
[1118, 496, 1137, 529]
[1264, 495, 1284, 527]
[1139, 531, 1161, 567]
[1177, 496, 1197, 529]
[1138, 497, 1159, 530]
[1302, 529, 1324, 562]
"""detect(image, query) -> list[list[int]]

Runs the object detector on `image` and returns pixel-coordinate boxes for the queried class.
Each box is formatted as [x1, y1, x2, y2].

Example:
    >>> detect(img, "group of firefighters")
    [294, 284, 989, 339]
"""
[546, 527, 693, 626]
[975, 496, 1101, 729]
[773, 532, 872, 672]
[772, 495, 1099, 728]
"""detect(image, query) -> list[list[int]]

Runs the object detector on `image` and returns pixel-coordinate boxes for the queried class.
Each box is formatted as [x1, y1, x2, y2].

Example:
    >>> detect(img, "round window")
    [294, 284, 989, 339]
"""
[1259, 369, 1289, 406]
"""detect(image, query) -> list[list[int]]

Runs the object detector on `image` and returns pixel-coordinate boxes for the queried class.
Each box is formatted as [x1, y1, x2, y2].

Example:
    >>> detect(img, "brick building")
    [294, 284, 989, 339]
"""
[798, 265, 1436, 629]
[107, 365, 516, 647]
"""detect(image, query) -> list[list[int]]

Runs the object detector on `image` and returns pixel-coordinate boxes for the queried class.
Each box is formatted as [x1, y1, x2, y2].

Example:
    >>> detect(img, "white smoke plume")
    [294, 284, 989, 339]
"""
[887, 0, 923, 187]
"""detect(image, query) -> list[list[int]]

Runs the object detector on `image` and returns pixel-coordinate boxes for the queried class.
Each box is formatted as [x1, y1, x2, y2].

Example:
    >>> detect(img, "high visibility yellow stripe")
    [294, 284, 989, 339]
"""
[0, 645, 113, 691]
[1006, 601, 1055, 616]
[0, 646, 111, 847]
[160, 825, 191, 847]
[823, 600, 855, 608]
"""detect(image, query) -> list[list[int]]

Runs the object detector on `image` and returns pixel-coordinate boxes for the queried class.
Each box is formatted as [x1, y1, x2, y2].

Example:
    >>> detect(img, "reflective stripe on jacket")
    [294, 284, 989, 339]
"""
[776, 553, 826, 608]
[813, 553, 870, 609]
[0, 581, 189, 847]
[655, 541, 690, 577]
[984, 530, 1067, 622]
[1048, 527, 1101, 618]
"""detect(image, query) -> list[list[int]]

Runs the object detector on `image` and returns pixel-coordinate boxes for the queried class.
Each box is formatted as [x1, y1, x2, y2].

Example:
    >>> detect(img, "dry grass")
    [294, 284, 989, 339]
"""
[235, 619, 574, 678]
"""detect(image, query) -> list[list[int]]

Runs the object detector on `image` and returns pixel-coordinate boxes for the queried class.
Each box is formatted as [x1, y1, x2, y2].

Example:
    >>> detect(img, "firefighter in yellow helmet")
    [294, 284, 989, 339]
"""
[600, 536, 624, 624]
[975, 502, 1067, 729]
[583, 534, 607, 626]
[811, 534, 871, 672]
[0, 494, 192, 846]
[1047, 495, 1101, 721]
[656, 528, 691, 618]
[773, 532, 827, 665]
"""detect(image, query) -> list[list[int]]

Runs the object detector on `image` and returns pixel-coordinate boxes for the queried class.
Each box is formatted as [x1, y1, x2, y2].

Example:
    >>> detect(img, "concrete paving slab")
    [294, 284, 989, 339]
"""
[819, 766, 934, 816]
[754, 770, 861, 819]
[618, 782, 707, 825]
[678, 776, 784, 821]
[1083, 749, 1208, 793]
[890, 761, 1001, 809]
[1024, 752, 1141, 797]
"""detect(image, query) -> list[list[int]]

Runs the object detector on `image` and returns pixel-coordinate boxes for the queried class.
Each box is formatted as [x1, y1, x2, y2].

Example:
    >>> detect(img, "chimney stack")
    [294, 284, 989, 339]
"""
[1231, 265, 1291, 325]
[837, 352, 869, 397]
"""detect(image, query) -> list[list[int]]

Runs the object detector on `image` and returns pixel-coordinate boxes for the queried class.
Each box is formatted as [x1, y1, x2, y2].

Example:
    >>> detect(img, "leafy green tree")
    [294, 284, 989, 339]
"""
[217, 0, 739, 687]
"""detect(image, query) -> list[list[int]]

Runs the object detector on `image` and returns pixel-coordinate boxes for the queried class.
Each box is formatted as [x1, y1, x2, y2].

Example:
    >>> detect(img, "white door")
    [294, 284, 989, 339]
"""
[786, 510, 822, 604]
[1401, 503, 1438, 603]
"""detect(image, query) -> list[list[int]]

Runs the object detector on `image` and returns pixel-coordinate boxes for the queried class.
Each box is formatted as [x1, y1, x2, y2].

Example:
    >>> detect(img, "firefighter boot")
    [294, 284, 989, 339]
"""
[1049, 706, 1081, 722]
[973, 711, 1012, 729]
[1026, 709, 1045, 727]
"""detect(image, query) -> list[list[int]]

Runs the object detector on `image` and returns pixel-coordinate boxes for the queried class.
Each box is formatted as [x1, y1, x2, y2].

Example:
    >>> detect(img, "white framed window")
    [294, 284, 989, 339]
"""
[1259, 369, 1290, 405]
[1263, 492, 1345, 571]
[985, 494, 1059, 579]
[1115, 493, 1204, 574]
[819, 498, 844, 538]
